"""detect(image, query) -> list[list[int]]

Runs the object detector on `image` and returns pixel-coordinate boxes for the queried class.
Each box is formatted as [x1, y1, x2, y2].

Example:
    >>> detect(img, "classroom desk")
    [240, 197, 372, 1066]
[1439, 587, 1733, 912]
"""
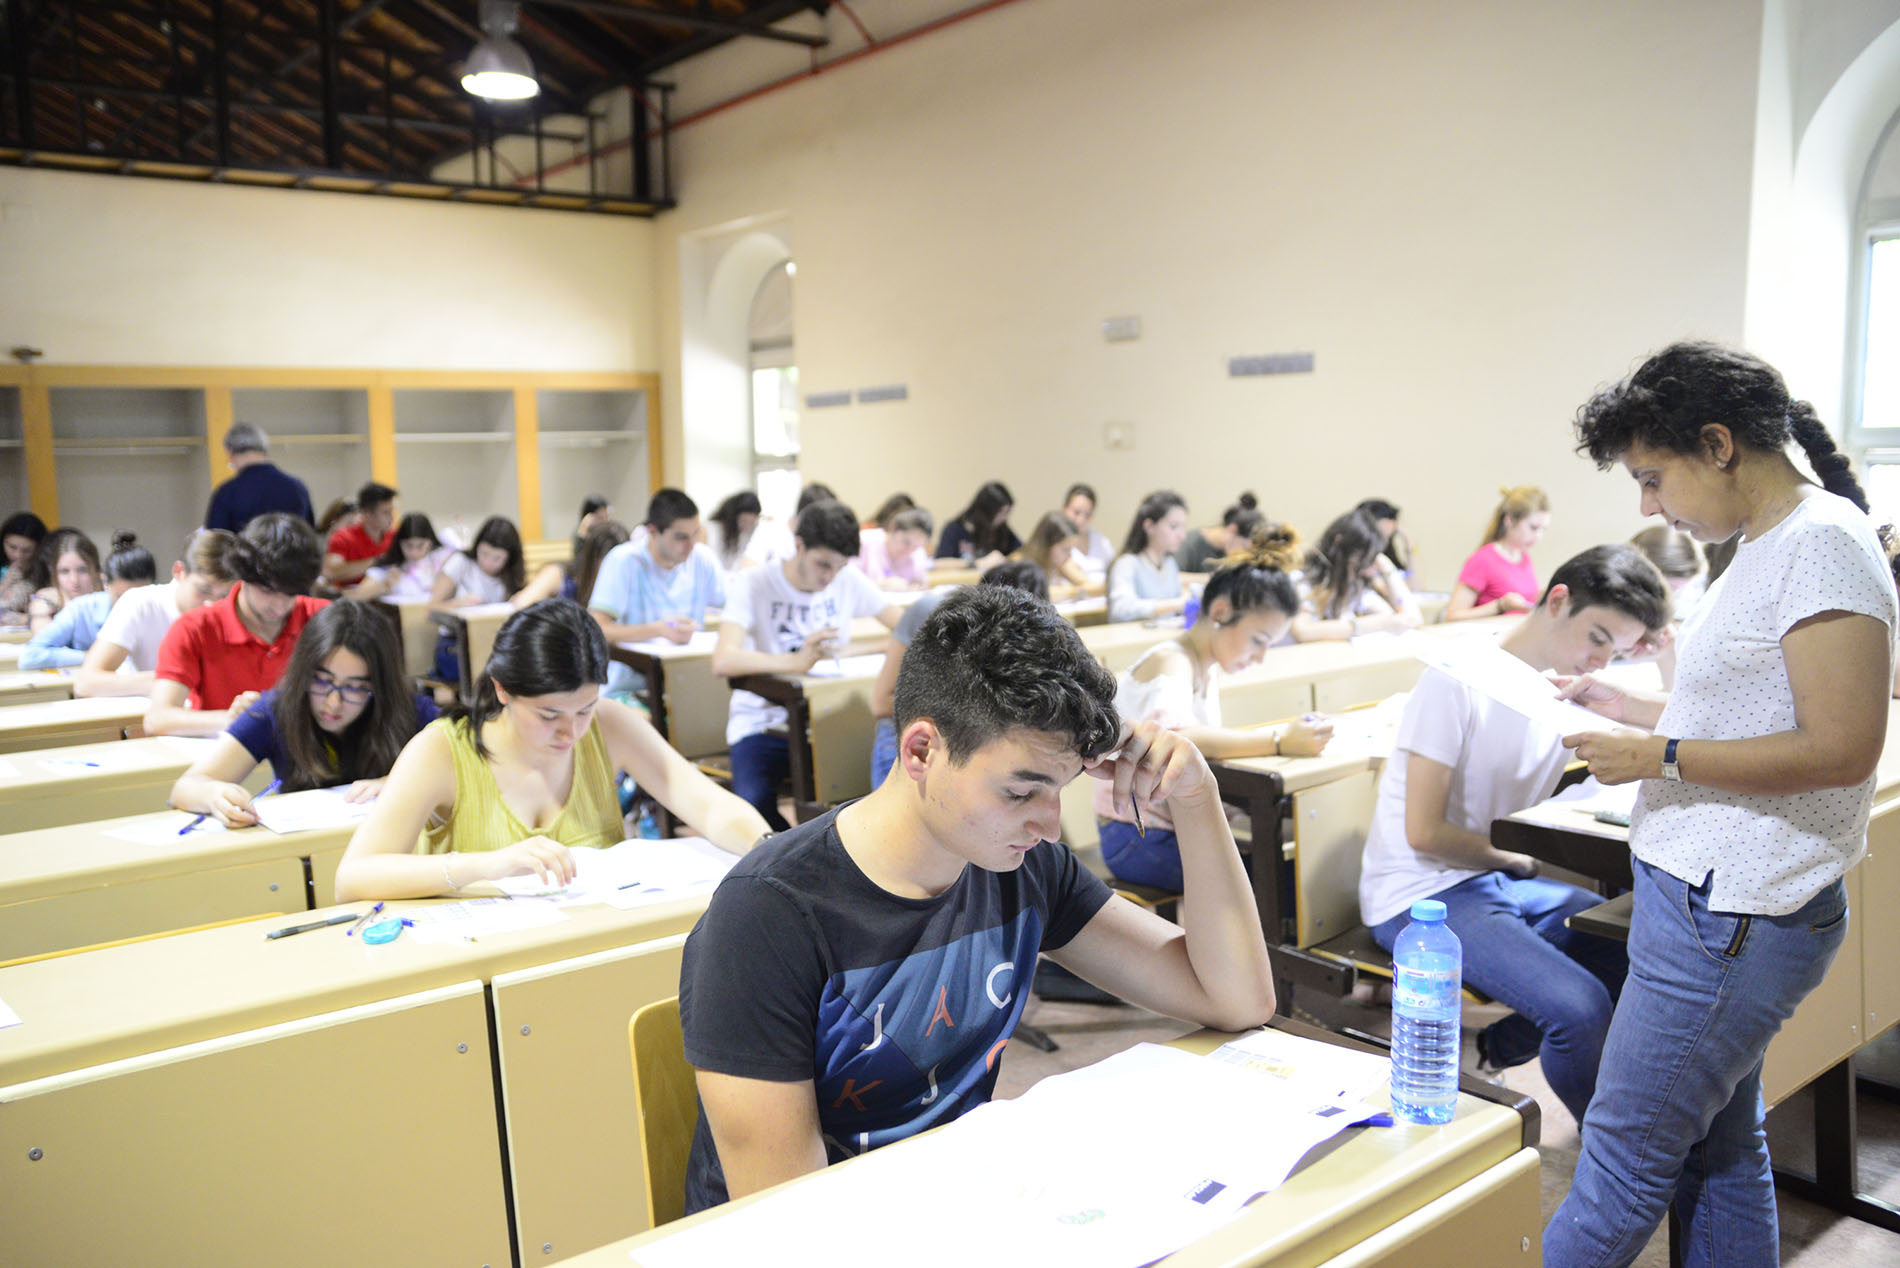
[568, 1019, 1543, 1268]
[375, 594, 442, 681]
[0, 641, 21, 666]
[611, 630, 732, 759]
[0, 670, 73, 707]
[430, 600, 515, 702]
[0, 626, 26, 644]
[0, 694, 148, 754]
[1491, 716, 1900, 1239]
[0, 809, 349, 961]
[0, 734, 228, 833]
[0, 887, 715, 1266]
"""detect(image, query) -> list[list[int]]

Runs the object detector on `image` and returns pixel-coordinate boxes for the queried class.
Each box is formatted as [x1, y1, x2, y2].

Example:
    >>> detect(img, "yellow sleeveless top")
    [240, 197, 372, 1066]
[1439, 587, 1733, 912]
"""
[421, 716, 624, 855]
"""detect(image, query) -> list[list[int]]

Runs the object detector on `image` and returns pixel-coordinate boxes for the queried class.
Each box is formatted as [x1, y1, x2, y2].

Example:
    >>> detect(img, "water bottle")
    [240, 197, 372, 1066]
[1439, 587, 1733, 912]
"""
[1389, 898, 1462, 1125]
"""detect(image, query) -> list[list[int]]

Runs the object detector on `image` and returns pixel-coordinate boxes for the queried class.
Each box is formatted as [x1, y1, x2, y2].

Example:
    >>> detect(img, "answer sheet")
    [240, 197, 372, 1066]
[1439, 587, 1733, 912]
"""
[251, 786, 375, 835]
[403, 896, 569, 944]
[634, 1039, 1390, 1268]
[492, 837, 740, 908]
[102, 813, 229, 846]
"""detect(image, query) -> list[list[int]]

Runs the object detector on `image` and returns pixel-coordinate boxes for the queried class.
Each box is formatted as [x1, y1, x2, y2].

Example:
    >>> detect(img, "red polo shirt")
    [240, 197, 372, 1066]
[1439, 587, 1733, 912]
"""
[326, 523, 395, 588]
[154, 584, 328, 709]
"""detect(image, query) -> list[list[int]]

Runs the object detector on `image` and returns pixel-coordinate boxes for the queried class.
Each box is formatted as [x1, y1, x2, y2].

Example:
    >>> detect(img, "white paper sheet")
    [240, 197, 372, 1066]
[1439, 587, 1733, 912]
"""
[39, 747, 151, 776]
[152, 735, 222, 759]
[1545, 776, 1640, 819]
[619, 630, 721, 657]
[1208, 1027, 1392, 1110]
[492, 837, 739, 908]
[0, 756, 20, 780]
[250, 786, 375, 836]
[102, 813, 230, 846]
[802, 652, 886, 679]
[0, 671, 49, 689]
[0, 995, 21, 1029]
[1414, 638, 1626, 736]
[634, 1040, 1388, 1268]
[403, 896, 568, 944]
[453, 601, 518, 618]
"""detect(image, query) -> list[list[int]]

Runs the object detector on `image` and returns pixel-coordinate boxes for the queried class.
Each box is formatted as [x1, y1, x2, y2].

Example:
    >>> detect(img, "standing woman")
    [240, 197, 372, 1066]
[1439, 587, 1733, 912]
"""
[1446, 486, 1550, 620]
[335, 599, 771, 900]
[170, 599, 439, 826]
[1547, 343, 1895, 1266]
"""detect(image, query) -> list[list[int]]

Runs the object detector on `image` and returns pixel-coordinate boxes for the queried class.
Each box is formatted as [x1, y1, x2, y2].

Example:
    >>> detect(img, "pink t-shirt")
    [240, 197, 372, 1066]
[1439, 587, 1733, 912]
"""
[855, 528, 930, 586]
[1457, 543, 1539, 607]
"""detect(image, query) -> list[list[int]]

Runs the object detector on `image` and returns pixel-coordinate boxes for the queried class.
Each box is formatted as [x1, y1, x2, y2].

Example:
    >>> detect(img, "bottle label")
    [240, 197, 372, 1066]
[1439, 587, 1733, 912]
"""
[1392, 964, 1458, 1014]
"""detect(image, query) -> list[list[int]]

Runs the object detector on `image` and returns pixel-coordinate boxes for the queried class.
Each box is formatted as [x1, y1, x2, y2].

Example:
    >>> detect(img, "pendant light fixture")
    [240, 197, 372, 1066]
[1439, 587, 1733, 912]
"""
[462, 0, 539, 101]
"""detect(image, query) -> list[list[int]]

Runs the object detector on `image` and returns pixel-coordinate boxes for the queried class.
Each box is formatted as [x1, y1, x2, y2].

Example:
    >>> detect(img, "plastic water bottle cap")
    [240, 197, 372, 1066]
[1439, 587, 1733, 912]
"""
[1410, 899, 1448, 923]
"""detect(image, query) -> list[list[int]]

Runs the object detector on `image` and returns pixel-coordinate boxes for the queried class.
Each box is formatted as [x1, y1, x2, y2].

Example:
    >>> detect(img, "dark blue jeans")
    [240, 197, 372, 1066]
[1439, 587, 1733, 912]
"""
[730, 732, 791, 833]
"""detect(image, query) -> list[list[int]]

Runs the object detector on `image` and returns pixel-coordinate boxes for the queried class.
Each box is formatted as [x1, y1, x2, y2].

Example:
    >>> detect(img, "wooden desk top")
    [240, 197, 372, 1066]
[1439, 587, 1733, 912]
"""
[0, 888, 712, 1088]
[0, 642, 22, 665]
[0, 627, 26, 645]
[0, 735, 213, 807]
[0, 672, 73, 707]
[0, 695, 148, 751]
[574, 1023, 1533, 1268]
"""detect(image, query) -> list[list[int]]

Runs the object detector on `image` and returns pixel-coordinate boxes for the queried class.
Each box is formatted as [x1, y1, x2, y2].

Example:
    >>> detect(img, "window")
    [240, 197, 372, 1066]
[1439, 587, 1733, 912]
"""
[1860, 235, 1900, 435]
[748, 261, 798, 523]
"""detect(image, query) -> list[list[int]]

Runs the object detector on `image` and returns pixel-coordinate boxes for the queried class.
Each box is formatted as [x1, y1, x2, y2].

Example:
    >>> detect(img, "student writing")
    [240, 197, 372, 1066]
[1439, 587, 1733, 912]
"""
[20, 532, 155, 669]
[1446, 485, 1550, 620]
[1106, 490, 1189, 622]
[73, 528, 236, 698]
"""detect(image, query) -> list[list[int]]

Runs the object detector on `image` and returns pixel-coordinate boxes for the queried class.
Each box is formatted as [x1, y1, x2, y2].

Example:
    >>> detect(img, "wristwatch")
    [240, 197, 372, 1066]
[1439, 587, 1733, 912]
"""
[1661, 737, 1683, 782]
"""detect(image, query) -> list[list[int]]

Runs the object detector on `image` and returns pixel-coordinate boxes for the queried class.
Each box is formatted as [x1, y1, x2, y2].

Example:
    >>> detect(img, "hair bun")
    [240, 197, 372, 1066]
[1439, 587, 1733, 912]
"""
[1236, 491, 1258, 511]
[110, 529, 138, 552]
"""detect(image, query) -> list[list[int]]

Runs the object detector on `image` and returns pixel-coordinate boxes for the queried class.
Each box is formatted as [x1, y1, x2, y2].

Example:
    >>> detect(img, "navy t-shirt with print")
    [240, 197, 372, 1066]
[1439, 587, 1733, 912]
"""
[679, 807, 1112, 1212]
[226, 687, 439, 782]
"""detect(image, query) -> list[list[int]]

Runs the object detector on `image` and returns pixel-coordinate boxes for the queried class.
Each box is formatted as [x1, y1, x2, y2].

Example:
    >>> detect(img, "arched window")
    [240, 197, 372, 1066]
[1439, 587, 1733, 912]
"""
[748, 260, 800, 523]
[1854, 113, 1900, 527]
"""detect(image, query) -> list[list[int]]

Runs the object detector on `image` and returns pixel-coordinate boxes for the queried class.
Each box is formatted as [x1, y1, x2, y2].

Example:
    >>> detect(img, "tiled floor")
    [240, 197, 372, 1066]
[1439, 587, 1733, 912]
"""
[994, 987, 1900, 1266]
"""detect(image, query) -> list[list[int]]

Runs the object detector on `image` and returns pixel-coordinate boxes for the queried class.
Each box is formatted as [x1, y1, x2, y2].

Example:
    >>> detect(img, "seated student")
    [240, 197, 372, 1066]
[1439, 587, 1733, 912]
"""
[148, 513, 328, 737]
[1627, 525, 1703, 689]
[515, 518, 631, 610]
[712, 499, 903, 830]
[1289, 507, 1422, 642]
[1355, 497, 1414, 574]
[1061, 482, 1116, 576]
[705, 491, 765, 573]
[24, 527, 102, 634]
[0, 510, 48, 625]
[21, 532, 156, 669]
[868, 560, 1050, 787]
[333, 599, 771, 901]
[1107, 490, 1190, 622]
[1447, 485, 1550, 620]
[322, 482, 398, 590]
[934, 480, 1021, 571]
[430, 515, 526, 607]
[1012, 511, 1098, 601]
[75, 529, 237, 698]
[353, 513, 453, 602]
[1358, 544, 1669, 1124]
[571, 494, 613, 555]
[864, 492, 916, 533]
[169, 599, 440, 826]
[681, 585, 1278, 1211]
[1096, 526, 1334, 890]
[589, 489, 725, 696]
[1176, 492, 1262, 574]
[856, 507, 935, 590]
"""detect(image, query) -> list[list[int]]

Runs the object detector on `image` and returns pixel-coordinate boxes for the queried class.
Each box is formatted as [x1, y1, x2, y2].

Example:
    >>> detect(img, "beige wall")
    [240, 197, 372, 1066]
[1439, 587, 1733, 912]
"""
[654, 0, 1763, 590]
[0, 167, 657, 372]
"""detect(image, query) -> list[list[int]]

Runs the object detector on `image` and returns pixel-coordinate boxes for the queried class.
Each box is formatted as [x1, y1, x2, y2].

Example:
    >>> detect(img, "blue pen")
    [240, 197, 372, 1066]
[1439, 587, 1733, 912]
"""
[346, 901, 386, 937]
[178, 813, 209, 836]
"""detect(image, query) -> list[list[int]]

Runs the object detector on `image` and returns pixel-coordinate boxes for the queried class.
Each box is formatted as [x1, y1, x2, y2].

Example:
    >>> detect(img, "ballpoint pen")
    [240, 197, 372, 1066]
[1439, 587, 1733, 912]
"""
[264, 912, 358, 940]
[346, 901, 386, 937]
[178, 812, 209, 835]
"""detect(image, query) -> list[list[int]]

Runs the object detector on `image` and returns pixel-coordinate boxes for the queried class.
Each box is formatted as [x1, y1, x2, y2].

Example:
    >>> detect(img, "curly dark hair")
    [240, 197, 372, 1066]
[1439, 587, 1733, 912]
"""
[895, 586, 1118, 764]
[1574, 341, 1868, 511]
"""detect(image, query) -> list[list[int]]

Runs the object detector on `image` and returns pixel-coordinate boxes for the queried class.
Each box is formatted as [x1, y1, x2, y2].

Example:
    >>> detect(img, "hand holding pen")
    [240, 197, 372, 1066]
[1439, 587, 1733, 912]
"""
[182, 777, 283, 834]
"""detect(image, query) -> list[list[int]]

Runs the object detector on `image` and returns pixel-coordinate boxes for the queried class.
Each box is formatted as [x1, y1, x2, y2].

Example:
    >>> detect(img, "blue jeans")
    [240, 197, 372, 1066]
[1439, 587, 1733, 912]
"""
[1098, 818, 1183, 892]
[870, 717, 897, 789]
[1545, 856, 1849, 1268]
[730, 732, 792, 833]
[1373, 872, 1627, 1124]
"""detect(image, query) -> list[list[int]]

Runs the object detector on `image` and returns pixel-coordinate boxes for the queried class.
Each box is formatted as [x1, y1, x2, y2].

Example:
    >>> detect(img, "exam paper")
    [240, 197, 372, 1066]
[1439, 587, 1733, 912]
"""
[102, 813, 230, 846]
[1414, 638, 1622, 736]
[634, 1042, 1384, 1268]
[152, 735, 222, 759]
[403, 896, 568, 944]
[454, 601, 518, 618]
[39, 748, 150, 776]
[0, 756, 19, 780]
[251, 787, 374, 835]
[620, 630, 721, 657]
[803, 652, 886, 679]
[1545, 776, 1640, 819]
[1208, 1027, 1392, 1111]
[0, 995, 20, 1030]
[492, 837, 739, 907]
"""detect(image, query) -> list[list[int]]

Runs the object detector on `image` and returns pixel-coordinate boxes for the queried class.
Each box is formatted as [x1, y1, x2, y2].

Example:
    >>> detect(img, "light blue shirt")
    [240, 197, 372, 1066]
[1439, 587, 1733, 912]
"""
[590, 540, 727, 694]
[20, 589, 116, 669]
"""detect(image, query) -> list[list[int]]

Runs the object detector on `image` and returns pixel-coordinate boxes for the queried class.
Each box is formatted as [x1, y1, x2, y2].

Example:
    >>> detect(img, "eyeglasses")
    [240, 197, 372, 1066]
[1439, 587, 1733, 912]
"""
[309, 673, 374, 705]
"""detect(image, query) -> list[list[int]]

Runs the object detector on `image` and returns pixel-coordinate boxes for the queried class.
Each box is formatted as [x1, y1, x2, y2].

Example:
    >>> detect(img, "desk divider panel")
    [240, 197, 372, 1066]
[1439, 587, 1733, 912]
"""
[1310, 1147, 1542, 1267]
[0, 856, 308, 962]
[1312, 659, 1426, 714]
[1764, 864, 1866, 1108]
[0, 981, 510, 1268]
[1222, 678, 1320, 729]
[805, 676, 878, 805]
[1293, 769, 1380, 949]
[1860, 807, 1900, 1043]
[492, 932, 689, 1263]
[659, 657, 732, 759]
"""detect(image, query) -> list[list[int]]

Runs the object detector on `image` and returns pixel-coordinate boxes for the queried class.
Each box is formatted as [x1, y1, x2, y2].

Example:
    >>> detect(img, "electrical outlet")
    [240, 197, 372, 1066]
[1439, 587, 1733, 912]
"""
[1103, 421, 1134, 450]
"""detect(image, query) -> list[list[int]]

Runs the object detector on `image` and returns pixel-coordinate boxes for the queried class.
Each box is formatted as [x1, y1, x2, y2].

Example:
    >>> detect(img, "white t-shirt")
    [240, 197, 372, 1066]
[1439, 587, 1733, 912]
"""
[440, 551, 511, 605]
[1358, 664, 1569, 927]
[366, 547, 453, 602]
[1092, 642, 1221, 831]
[724, 563, 890, 743]
[93, 577, 184, 672]
[1635, 493, 1897, 915]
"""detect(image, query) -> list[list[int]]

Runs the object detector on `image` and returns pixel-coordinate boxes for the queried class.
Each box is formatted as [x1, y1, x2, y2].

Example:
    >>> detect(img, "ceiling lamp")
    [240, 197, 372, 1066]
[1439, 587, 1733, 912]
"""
[462, 0, 539, 101]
